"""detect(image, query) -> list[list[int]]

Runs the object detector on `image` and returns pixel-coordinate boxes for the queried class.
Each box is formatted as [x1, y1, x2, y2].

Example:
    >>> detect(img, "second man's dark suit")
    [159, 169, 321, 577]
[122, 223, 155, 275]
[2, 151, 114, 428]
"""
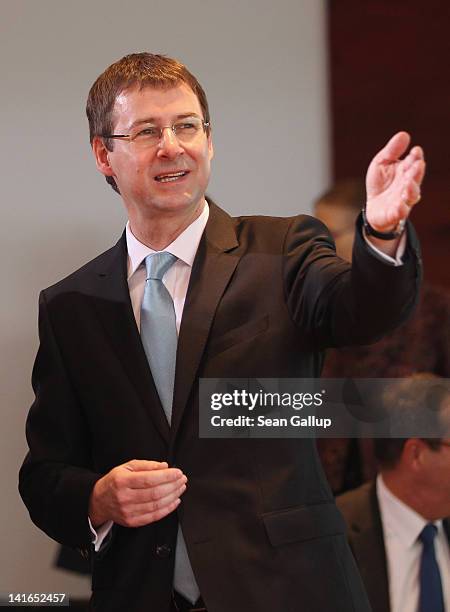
[337, 481, 450, 612]
[19, 202, 421, 612]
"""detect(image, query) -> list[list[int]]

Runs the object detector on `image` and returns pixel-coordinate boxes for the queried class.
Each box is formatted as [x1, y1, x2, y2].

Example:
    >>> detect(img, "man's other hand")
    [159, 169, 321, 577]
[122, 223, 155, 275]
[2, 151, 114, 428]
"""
[88, 459, 187, 528]
[365, 131, 425, 233]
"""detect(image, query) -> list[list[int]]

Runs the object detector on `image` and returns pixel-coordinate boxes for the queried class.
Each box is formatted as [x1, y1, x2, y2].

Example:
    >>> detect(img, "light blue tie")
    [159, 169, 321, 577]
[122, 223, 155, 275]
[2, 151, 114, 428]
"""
[140, 252, 200, 604]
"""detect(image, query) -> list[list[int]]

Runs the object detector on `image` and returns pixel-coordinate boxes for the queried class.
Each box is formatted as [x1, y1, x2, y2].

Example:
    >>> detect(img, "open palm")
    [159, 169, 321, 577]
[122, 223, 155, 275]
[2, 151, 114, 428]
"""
[365, 132, 425, 232]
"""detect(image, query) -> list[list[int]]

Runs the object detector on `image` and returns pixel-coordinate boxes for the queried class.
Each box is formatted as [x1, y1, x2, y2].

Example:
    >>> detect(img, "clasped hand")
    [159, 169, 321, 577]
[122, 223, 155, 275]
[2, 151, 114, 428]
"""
[89, 459, 187, 528]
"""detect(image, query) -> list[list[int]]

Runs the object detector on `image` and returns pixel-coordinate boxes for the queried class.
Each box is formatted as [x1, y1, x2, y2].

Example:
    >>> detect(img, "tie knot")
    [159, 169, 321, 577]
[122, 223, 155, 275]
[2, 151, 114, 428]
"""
[419, 523, 438, 547]
[145, 252, 177, 281]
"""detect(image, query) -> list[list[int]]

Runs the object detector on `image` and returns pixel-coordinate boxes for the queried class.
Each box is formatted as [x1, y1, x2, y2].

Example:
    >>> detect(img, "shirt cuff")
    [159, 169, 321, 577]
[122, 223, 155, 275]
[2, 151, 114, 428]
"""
[88, 516, 114, 553]
[363, 228, 407, 266]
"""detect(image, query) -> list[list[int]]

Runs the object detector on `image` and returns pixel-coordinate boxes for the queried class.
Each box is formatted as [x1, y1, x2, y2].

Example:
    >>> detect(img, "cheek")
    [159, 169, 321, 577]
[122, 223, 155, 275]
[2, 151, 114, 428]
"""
[127, 150, 153, 174]
[199, 152, 212, 176]
[129, 160, 153, 188]
[197, 142, 213, 167]
[426, 459, 450, 487]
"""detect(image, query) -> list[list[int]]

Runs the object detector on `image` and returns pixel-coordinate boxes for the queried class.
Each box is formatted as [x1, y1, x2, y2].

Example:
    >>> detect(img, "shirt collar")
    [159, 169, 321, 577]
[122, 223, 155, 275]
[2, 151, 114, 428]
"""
[377, 473, 442, 548]
[126, 200, 209, 278]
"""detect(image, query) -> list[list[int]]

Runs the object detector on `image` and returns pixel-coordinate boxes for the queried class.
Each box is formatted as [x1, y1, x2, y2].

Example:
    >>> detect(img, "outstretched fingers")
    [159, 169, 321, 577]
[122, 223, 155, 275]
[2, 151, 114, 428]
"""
[374, 131, 411, 164]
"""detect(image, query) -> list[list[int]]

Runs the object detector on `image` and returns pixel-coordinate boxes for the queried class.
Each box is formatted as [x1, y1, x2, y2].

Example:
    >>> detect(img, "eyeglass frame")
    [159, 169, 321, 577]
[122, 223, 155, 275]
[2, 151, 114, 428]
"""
[101, 119, 210, 146]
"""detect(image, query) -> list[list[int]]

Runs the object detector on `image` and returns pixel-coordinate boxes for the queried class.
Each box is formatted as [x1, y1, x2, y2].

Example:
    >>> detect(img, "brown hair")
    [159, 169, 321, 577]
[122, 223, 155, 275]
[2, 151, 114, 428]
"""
[374, 373, 450, 469]
[86, 52, 211, 193]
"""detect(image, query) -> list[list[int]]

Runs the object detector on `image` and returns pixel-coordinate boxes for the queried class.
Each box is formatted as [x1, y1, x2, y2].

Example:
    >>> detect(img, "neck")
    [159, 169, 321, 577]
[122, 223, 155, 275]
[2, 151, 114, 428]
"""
[128, 200, 204, 250]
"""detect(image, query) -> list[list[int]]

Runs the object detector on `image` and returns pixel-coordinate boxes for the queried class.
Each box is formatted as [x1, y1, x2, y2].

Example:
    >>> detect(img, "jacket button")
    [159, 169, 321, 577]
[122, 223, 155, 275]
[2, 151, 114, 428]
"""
[155, 544, 172, 559]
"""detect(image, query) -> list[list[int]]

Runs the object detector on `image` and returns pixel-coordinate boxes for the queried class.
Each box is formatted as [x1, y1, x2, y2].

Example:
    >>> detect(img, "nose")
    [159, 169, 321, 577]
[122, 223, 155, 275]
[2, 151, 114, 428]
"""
[156, 126, 184, 159]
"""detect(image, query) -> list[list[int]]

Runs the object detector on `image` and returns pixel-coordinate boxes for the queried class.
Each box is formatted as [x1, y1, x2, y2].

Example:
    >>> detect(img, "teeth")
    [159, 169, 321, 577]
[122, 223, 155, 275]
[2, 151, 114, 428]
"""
[160, 175, 181, 183]
[155, 171, 187, 182]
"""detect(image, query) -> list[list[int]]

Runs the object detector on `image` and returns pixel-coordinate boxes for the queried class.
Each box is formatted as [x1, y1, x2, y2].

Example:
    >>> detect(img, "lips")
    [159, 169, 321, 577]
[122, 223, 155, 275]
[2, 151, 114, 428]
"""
[154, 170, 189, 183]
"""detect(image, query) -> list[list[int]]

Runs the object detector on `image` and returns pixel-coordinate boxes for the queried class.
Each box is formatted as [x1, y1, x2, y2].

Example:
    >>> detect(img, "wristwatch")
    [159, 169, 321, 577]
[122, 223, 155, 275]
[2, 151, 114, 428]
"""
[362, 207, 406, 240]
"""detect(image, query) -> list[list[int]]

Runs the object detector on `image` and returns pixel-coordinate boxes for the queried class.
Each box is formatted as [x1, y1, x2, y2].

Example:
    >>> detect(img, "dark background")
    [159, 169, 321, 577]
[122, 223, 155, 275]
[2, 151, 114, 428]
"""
[329, 1, 450, 288]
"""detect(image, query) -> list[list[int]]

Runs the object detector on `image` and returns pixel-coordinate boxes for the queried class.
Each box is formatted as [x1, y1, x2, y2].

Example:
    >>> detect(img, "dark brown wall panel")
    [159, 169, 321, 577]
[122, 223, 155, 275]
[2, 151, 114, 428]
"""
[329, 1, 450, 287]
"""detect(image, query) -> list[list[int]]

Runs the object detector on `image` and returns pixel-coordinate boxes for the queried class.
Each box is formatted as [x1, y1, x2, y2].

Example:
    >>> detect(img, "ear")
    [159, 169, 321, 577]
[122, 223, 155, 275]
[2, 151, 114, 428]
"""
[402, 438, 426, 470]
[92, 136, 115, 177]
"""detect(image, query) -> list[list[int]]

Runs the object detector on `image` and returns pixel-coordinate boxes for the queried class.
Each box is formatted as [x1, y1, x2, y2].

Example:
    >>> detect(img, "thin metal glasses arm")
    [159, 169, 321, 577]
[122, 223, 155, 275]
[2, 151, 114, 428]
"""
[103, 134, 131, 140]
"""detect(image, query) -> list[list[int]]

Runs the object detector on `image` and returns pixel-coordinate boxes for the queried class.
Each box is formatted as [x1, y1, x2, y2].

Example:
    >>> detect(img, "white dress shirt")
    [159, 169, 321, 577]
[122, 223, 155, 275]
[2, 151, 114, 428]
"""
[127, 202, 210, 334]
[377, 474, 450, 612]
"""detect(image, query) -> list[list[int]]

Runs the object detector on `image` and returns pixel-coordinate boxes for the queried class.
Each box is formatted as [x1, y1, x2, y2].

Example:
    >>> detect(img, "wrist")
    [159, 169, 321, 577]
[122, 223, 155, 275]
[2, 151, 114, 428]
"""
[362, 207, 406, 240]
[365, 233, 401, 258]
[89, 480, 108, 528]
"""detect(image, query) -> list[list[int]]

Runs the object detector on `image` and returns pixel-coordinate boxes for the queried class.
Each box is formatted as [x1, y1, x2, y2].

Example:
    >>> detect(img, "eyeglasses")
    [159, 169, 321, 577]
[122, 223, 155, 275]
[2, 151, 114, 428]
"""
[102, 117, 210, 148]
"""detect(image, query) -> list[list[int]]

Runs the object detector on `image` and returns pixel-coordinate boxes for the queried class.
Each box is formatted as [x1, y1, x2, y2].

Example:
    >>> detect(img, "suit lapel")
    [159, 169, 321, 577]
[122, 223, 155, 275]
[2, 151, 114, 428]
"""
[171, 202, 239, 439]
[90, 233, 170, 444]
[444, 518, 450, 544]
[350, 484, 391, 612]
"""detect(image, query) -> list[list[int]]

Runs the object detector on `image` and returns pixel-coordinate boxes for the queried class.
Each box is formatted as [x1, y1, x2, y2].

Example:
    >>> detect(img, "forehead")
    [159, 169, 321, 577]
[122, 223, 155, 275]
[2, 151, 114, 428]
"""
[112, 83, 202, 128]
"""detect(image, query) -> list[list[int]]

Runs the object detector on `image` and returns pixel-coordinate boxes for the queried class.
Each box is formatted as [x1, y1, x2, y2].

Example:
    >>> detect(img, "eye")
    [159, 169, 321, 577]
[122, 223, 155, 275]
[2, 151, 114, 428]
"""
[137, 127, 159, 137]
[175, 121, 199, 133]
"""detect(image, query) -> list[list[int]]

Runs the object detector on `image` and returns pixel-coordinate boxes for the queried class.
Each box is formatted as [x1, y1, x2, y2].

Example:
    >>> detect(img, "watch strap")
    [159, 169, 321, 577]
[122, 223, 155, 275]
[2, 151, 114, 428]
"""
[362, 208, 405, 240]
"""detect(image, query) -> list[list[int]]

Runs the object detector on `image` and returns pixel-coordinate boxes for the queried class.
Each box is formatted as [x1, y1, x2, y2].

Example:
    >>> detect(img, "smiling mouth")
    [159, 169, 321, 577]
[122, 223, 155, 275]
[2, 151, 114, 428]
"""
[154, 171, 189, 183]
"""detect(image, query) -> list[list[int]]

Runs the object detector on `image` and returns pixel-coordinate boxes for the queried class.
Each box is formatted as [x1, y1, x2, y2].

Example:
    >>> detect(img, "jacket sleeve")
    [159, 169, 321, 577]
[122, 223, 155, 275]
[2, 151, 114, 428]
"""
[283, 213, 422, 349]
[19, 290, 101, 551]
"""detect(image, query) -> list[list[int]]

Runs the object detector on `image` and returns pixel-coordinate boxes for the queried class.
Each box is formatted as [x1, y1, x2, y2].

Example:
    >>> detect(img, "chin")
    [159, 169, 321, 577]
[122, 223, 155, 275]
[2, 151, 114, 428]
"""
[152, 192, 203, 214]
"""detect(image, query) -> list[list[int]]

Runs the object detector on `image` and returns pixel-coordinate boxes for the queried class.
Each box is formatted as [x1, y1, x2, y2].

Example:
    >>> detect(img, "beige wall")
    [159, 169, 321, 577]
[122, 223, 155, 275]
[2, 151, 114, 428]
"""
[0, 0, 330, 597]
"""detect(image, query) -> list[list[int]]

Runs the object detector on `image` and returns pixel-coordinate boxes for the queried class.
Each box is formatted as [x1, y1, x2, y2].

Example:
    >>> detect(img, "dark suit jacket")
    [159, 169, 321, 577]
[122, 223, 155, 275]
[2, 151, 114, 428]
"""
[337, 481, 450, 612]
[19, 202, 421, 612]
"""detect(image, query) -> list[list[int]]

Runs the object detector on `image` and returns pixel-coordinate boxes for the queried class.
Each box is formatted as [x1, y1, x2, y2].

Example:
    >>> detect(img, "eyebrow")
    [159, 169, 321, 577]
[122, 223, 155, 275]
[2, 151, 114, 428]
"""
[127, 112, 202, 131]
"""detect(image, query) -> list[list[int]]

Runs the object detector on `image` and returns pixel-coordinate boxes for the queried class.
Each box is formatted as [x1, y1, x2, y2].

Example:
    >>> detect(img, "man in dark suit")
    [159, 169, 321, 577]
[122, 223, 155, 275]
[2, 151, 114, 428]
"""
[19, 53, 425, 612]
[337, 375, 450, 612]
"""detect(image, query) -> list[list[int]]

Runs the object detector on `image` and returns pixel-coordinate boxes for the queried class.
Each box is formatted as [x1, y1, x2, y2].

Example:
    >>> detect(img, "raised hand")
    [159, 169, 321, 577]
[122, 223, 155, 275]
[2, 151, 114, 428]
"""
[365, 131, 425, 233]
